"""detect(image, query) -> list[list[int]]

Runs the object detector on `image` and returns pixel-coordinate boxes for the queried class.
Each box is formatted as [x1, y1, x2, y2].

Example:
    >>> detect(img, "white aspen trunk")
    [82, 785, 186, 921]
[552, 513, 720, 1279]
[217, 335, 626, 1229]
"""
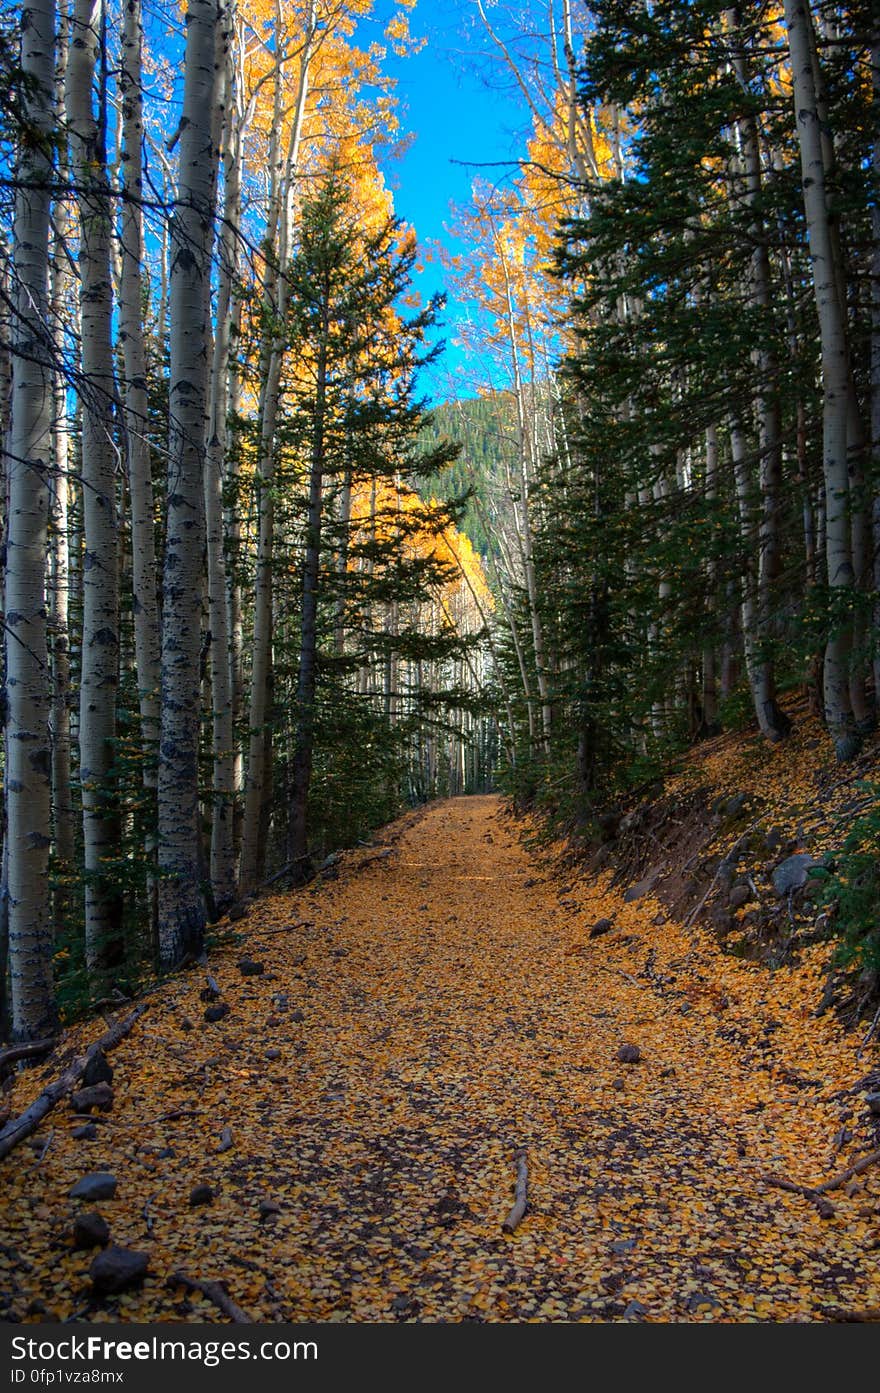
[725, 10, 790, 741]
[784, 0, 859, 759]
[730, 416, 783, 742]
[870, 34, 880, 699]
[119, 0, 162, 932]
[67, 0, 122, 975]
[6, 0, 58, 1039]
[701, 424, 719, 732]
[203, 10, 236, 911]
[498, 243, 551, 744]
[49, 9, 74, 885]
[157, 0, 222, 966]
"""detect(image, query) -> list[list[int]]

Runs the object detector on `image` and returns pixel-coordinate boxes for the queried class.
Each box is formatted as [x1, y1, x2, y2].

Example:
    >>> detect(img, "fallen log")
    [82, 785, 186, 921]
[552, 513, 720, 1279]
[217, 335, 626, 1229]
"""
[502, 1148, 529, 1233]
[168, 1271, 253, 1323]
[0, 1006, 147, 1163]
[0, 1038, 57, 1077]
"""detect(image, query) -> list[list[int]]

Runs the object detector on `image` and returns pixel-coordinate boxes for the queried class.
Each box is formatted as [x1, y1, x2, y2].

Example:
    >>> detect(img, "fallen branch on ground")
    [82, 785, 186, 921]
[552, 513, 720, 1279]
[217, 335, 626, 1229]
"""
[815, 1145, 880, 1194]
[502, 1148, 528, 1233]
[596, 965, 642, 989]
[167, 1272, 252, 1323]
[761, 1174, 835, 1218]
[0, 1006, 147, 1163]
[856, 1003, 880, 1060]
[0, 1038, 57, 1077]
[247, 921, 314, 938]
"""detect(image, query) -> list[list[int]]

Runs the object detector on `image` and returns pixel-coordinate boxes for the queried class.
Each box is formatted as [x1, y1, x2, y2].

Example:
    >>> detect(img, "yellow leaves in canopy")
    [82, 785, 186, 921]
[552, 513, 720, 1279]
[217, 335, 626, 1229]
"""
[348, 478, 493, 621]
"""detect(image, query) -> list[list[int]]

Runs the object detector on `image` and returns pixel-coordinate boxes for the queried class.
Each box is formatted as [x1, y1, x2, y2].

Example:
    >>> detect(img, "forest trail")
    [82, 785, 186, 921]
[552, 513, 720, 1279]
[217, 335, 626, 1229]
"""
[2, 795, 879, 1323]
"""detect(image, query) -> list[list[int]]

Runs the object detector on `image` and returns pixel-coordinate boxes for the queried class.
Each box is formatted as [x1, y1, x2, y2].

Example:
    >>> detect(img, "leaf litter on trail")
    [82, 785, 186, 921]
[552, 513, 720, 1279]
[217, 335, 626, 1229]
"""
[0, 793, 878, 1323]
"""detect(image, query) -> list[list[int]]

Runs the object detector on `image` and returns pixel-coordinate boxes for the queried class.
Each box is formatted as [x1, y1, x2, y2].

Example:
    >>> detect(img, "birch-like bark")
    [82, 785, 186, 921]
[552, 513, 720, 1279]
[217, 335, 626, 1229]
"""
[67, 0, 123, 974]
[701, 424, 719, 733]
[5, 0, 58, 1039]
[871, 33, 880, 699]
[725, 7, 790, 741]
[157, 0, 223, 967]
[119, 0, 161, 844]
[784, 0, 858, 759]
[49, 8, 74, 887]
[203, 10, 236, 910]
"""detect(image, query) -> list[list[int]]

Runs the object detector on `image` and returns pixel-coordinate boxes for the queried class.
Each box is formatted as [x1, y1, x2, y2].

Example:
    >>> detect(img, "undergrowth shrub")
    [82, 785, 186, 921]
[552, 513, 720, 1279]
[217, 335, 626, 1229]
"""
[820, 785, 880, 988]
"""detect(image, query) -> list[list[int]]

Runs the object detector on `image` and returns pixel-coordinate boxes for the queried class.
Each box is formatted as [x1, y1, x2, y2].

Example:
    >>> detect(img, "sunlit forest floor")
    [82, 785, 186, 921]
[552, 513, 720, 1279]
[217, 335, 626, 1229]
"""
[1, 789, 878, 1322]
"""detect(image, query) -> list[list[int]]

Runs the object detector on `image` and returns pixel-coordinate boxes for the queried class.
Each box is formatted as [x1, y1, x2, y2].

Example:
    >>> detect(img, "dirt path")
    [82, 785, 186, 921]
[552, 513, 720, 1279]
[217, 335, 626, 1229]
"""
[2, 795, 878, 1322]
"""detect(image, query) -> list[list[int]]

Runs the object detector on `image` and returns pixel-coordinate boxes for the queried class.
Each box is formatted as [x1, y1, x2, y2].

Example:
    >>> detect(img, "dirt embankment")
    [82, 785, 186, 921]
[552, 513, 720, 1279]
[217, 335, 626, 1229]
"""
[572, 698, 880, 1022]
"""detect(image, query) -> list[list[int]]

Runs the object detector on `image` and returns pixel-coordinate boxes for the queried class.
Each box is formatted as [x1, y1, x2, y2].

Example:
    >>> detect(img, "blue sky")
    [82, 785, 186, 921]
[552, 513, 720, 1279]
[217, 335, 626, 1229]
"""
[375, 1, 529, 397]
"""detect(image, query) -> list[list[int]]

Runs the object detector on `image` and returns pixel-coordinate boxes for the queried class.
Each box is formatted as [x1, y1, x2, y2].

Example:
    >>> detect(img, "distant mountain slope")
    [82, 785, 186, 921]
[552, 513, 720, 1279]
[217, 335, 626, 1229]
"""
[416, 395, 517, 558]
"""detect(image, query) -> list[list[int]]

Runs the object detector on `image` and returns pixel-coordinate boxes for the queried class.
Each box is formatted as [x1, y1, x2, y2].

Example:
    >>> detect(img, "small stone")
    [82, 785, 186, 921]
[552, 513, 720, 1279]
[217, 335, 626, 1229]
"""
[589, 918, 614, 939]
[610, 1238, 637, 1254]
[259, 1198, 280, 1219]
[864, 1092, 880, 1117]
[290, 1009, 305, 1023]
[265, 1015, 280, 1027]
[772, 854, 816, 896]
[679, 1002, 692, 1015]
[611, 1077, 625, 1091]
[684, 1291, 722, 1314]
[180, 1017, 194, 1032]
[616, 1044, 641, 1064]
[265, 1047, 282, 1061]
[624, 877, 655, 903]
[728, 884, 752, 910]
[73, 1212, 110, 1250]
[70, 1082, 114, 1114]
[623, 1300, 647, 1320]
[724, 793, 748, 819]
[332, 947, 349, 958]
[189, 1184, 214, 1207]
[72, 1123, 97, 1141]
[82, 1049, 113, 1088]
[710, 908, 733, 935]
[70, 1172, 117, 1202]
[89, 1244, 148, 1295]
[238, 959, 265, 976]
[204, 1002, 231, 1023]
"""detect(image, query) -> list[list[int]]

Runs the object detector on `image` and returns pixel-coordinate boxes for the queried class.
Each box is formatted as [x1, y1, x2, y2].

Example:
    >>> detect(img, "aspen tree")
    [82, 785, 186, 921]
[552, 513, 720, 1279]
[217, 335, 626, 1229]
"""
[119, 0, 161, 871]
[156, 0, 223, 966]
[5, 0, 58, 1038]
[784, 0, 859, 760]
